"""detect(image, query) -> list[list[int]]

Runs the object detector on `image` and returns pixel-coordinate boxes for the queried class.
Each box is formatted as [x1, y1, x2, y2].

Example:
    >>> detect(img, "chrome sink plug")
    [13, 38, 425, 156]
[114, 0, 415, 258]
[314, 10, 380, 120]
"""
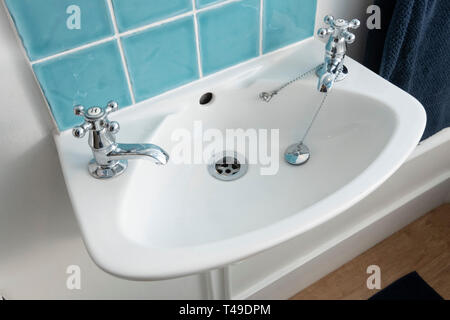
[316, 15, 360, 93]
[72, 101, 169, 179]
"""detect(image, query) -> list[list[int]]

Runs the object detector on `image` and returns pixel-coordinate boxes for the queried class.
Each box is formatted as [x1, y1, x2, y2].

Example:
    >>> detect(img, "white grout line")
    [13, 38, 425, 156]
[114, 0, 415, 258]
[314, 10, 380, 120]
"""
[191, 0, 203, 78]
[116, 38, 135, 104]
[30, 0, 241, 65]
[118, 11, 194, 38]
[196, 0, 241, 13]
[259, 0, 264, 55]
[30, 36, 115, 65]
[29, 11, 197, 65]
[117, 38, 136, 104]
[115, 0, 242, 38]
[106, 0, 136, 104]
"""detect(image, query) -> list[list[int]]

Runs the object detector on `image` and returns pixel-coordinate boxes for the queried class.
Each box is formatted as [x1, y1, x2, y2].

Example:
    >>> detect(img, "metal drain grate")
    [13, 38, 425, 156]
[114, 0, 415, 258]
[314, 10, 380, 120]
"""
[208, 152, 248, 181]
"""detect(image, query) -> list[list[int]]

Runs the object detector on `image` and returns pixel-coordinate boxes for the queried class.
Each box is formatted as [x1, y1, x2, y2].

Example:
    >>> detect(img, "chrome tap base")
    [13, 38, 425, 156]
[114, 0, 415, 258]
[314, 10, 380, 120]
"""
[284, 143, 310, 166]
[88, 159, 128, 179]
[316, 64, 348, 82]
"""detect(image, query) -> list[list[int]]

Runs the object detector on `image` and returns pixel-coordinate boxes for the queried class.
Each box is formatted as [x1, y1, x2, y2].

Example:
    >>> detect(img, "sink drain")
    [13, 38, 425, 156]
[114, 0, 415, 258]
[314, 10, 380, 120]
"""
[208, 152, 248, 181]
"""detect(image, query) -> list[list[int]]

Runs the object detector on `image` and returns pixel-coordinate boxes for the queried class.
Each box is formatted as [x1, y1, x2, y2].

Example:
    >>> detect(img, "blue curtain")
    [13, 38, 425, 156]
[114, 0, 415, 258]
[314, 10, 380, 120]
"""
[364, 0, 450, 140]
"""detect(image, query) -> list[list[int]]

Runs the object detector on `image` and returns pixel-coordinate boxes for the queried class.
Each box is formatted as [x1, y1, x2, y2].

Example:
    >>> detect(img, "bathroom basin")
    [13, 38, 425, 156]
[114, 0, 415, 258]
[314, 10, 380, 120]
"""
[54, 39, 426, 279]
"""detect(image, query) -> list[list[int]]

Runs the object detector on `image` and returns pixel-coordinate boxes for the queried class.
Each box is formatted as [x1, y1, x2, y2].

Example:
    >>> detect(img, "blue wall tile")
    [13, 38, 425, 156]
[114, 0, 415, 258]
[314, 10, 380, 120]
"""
[112, 0, 192, 32]
[5, 0, 114, 61]
[33, 41, 132, 131]
[263, 0, 316, 53]
[198, 0, 260, 75]
[122, 17, 199, 102]
[195, 0, 226, 9]
[6, 0, 318, 131]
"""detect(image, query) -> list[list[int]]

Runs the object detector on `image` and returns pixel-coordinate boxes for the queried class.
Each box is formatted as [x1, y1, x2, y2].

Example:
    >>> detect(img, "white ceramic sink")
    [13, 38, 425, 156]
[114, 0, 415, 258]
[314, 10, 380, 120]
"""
[55, 39, 426, 279]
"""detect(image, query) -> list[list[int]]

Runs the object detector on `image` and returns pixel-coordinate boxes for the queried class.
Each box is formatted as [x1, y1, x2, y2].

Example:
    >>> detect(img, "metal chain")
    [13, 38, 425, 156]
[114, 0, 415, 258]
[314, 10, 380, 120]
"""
[299, 66, 343, 144]
[259, 62, 344, 144]
[300, 92, 328, 144]
[259, 63, 323, 103]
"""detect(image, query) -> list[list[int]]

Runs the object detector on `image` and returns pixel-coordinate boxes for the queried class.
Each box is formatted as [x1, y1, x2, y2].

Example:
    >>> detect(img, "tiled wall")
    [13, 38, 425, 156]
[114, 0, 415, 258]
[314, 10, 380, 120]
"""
[5, 0, 317, 131]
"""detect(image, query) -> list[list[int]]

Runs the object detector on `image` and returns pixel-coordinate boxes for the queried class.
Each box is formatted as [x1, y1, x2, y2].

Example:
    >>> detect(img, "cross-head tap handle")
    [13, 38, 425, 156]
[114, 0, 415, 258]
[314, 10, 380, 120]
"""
[317, 15, 360, 44]
[72, 101, 120, 138]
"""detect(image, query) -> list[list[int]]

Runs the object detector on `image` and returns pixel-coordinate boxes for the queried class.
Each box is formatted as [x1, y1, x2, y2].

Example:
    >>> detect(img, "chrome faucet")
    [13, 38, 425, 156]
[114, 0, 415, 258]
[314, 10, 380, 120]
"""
[316, 15, 360, 93]
[72, 101, 169, 179]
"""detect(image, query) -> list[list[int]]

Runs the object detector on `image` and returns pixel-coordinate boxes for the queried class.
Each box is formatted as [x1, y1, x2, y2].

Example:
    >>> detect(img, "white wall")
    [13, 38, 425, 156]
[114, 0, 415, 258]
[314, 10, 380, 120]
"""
[0, 0, 374, 299]
[315, 0, 374, 63]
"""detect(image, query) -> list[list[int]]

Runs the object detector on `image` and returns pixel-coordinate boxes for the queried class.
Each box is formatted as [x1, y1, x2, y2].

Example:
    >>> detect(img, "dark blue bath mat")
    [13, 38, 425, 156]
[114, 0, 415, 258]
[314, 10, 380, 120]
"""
[369, 271, 443, 300]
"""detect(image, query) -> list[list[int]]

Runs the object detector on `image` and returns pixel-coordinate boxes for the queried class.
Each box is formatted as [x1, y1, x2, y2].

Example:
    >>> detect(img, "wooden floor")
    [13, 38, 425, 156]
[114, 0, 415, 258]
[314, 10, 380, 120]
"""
[291, 204, 450, 300]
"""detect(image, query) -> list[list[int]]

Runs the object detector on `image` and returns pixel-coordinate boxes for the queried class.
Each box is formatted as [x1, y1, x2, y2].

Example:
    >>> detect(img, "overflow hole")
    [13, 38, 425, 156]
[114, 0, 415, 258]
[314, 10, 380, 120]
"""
[199, 92, 214, 105]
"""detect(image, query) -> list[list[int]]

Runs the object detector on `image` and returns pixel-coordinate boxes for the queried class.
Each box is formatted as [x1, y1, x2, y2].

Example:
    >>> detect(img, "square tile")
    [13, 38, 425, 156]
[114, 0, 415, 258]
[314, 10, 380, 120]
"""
[112, 0, 192, 31]
[5, 0, 114, 61]
[198, 0, 260, 75]
[33, 41, 132, 131]
[121, 17, 199, 102]
[263, 0, 316, 53]
[195, 0, 226, 9]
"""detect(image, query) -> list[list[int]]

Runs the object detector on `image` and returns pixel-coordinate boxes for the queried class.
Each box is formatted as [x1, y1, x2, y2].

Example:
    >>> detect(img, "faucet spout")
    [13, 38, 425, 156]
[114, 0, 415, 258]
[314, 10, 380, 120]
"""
[108, 143, 169, 165]
[317, 72, 336, 93]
